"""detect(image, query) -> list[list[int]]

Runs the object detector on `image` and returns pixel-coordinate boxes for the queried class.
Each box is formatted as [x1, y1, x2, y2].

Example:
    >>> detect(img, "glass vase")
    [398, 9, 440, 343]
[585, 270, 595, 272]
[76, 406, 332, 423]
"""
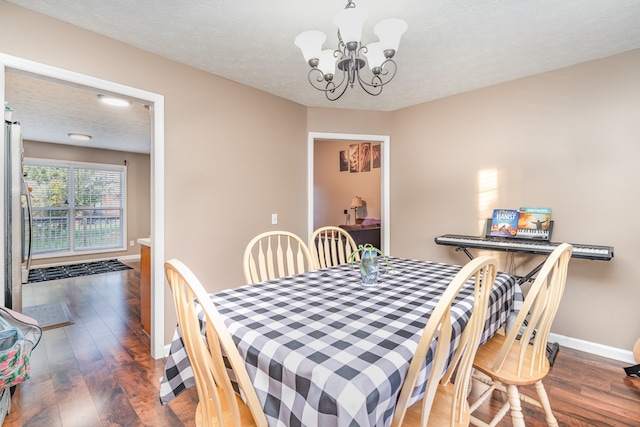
[360, 252, 380, 286]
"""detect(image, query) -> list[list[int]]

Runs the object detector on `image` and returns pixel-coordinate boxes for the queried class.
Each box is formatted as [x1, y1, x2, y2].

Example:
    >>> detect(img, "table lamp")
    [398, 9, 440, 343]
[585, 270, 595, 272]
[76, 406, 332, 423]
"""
[351, 196, 363, 224]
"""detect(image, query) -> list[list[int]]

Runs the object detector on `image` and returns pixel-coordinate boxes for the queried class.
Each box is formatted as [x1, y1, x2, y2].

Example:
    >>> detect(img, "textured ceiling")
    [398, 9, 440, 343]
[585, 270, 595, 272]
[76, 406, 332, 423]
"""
[4, 0, 640, 153]
[5, 72, 151, 154]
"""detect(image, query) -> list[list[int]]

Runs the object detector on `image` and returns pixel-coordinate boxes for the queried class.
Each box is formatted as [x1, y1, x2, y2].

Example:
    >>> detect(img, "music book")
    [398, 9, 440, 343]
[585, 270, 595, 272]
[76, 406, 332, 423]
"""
[516, 207, 552, 240]
[490, 209, 520, 237]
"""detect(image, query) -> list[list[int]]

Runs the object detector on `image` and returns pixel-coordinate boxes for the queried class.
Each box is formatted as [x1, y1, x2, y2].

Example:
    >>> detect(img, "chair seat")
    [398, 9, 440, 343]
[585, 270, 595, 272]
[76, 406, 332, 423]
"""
[402, 384, 470, 427]
[473, 327, 551, 386]
[195, 392, 259, 427]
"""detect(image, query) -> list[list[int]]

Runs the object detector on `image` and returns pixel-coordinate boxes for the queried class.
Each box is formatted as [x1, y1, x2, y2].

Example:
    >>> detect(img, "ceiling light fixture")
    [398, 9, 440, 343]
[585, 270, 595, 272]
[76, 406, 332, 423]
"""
[68, 133, 92, 141]
[97, 94, 131, 107]
[295, 1, 407, 101]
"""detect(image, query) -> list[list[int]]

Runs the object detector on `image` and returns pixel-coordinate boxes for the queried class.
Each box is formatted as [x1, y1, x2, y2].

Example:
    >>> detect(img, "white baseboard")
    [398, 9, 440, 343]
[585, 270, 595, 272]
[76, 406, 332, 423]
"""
[163, 343, 172, 358]
[118, 254, 141, 262]
[548, 332, 635, 364]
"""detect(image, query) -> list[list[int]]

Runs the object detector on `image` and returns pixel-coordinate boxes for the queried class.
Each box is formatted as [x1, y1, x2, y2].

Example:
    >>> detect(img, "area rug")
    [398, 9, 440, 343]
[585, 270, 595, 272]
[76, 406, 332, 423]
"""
[27, 259, 132, 283]
[22, 301, 74, 331]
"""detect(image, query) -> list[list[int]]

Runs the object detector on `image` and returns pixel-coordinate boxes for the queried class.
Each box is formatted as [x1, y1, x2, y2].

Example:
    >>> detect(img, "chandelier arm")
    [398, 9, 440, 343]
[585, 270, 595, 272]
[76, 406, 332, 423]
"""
[331, 66, 348, 93]
[356, 59, 398, 94]
[306, 67, 350, 101]
[307, 68, 328, 90]
[325, 71, 351, 101]
[356, 75, 384, 96]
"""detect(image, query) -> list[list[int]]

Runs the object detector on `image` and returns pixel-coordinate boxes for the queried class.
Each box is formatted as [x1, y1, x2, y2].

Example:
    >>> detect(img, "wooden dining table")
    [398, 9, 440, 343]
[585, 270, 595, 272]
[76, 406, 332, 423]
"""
[159, 257, 521, 427]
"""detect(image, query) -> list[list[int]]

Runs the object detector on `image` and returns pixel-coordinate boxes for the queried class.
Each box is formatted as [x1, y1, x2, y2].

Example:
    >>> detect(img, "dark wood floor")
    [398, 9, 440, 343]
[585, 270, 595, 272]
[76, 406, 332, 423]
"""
[5, 261, 198, 427]
[4, 262, 640, 426]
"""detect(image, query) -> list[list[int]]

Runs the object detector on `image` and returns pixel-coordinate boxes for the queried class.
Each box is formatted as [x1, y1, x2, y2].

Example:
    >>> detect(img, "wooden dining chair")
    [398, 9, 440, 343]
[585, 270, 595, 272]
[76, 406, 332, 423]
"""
[469, 243, 573, 427]
[165, 259, 268, 427]
[243, 230, 315, 284]
[391, 255, 498, 427]
[309, 225, 359, 269]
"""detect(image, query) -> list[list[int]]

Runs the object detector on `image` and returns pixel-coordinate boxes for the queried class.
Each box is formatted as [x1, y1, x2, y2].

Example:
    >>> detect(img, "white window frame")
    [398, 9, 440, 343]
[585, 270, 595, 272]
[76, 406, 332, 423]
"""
[25, 157, 127, 259]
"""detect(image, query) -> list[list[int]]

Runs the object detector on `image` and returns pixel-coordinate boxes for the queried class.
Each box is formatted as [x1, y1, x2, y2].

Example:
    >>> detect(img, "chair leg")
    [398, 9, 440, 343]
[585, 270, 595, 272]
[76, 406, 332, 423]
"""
[534, 381, 559, 427]
[470, 374, 512, 427]
[506, 384, 526, 427]
[195, 401, 204, 427]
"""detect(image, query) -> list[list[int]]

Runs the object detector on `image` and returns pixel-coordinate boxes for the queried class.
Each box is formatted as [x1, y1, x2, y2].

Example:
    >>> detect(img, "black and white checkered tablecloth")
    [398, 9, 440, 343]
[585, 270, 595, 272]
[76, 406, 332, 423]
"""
[160, 257, 520, 427]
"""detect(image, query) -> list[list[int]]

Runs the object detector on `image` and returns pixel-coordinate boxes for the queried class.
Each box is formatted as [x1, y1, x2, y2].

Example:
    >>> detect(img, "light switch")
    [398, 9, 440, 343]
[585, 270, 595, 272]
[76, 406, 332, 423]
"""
[272, 213, 278, 224]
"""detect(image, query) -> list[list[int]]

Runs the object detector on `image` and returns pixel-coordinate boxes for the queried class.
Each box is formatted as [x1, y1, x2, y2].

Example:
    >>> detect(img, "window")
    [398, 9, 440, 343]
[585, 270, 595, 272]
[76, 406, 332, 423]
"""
[24, 158, 127, 257]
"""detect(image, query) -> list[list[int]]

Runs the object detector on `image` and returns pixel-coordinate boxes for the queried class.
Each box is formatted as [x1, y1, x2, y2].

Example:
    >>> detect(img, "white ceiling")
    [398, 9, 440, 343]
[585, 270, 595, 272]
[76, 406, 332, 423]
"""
[5, 72, 152, 154]
[4, 0, 640, 154]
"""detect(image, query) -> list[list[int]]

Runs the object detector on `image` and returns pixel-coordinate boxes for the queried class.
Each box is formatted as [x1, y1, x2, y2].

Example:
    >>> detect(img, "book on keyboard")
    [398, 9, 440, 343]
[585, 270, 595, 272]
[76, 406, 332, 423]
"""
[490, 209, 520, 237]
[516, 207, 552, 240]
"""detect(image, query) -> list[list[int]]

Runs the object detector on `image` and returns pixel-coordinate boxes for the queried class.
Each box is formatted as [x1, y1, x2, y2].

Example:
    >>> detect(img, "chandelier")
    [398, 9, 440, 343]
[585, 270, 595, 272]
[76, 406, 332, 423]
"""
[294, 1, 408, 101]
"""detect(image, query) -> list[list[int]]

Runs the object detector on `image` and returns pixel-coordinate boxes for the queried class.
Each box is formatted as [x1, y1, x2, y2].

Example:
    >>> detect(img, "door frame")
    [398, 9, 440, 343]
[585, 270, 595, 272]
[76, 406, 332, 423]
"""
[0, 53, 166, 359]
[307, 132, 390, 254]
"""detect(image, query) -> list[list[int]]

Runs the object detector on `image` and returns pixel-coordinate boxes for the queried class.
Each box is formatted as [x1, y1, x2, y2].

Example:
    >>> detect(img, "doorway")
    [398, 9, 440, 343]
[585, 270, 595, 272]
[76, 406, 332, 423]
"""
[307, 132, 390, 254]
[0, 53, 166, 359]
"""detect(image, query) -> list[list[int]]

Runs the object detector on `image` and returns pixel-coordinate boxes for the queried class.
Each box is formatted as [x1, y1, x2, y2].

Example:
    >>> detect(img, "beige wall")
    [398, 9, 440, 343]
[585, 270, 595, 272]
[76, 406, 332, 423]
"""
[3, 1, 638, 352]
[389, 50, 640, 350]
[23, 140, 151, 265]
[1, 1, 308, 344]
[314, 139, 381, 228]
[307, 107, 391, 136]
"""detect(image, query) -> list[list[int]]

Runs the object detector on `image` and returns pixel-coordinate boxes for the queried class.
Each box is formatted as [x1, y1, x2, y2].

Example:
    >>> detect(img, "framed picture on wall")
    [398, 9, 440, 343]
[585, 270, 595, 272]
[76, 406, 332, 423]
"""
[359, 142, 371, 172]
[372, 144, 381, 168]
[349, 144, 359, 173]
[339, 150, 348, 171]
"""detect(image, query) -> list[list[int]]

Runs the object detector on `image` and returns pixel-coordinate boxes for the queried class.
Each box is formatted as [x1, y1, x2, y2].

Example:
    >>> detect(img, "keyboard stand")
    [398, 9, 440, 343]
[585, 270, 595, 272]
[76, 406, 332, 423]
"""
[454, 246, 474, 261]
[454, 245, 560, 365]
[439, 220, 614, 366]
[455, 246, 546, 285]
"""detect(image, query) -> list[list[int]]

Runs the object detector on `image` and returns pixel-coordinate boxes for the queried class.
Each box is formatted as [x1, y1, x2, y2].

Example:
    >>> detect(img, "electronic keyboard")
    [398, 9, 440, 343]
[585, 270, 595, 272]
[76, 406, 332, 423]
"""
[434, 234, 613, 261]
